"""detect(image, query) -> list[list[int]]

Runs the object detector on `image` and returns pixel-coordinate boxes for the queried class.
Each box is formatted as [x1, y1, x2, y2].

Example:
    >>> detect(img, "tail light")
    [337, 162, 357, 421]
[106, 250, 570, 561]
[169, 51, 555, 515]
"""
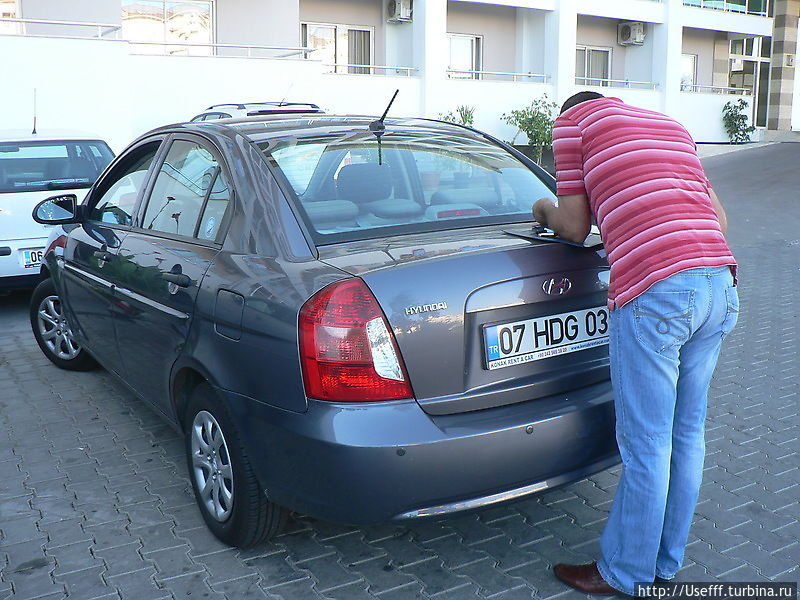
[299, 278, 413, 402]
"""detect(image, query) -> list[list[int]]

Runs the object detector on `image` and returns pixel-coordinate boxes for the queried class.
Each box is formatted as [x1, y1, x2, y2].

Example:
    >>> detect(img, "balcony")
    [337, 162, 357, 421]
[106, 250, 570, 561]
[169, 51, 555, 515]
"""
[682, 0, 770, 16]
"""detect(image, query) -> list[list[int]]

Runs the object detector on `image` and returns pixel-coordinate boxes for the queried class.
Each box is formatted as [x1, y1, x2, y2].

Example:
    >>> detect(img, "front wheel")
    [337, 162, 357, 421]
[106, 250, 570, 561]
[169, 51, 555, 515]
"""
[29, 277, 97, 371]
[184, 383, 287, 547]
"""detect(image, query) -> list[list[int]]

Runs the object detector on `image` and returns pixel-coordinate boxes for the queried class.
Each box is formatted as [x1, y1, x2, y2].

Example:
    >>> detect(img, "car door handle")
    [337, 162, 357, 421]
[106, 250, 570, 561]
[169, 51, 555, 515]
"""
[93, 250, 113, 261]
[162, 272, 192, 287]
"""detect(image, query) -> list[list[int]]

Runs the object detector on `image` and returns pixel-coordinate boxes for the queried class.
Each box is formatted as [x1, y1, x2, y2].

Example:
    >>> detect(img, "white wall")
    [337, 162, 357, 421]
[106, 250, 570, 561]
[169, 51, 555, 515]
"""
[673, 92, 753, 142]
[447, 0, 518, 73]
[433, 80, 554, 141]
[0, 35, 324, 152]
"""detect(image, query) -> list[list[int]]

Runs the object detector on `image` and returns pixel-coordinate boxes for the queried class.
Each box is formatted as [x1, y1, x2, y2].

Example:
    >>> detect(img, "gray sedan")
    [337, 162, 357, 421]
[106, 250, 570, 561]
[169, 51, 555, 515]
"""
[30, 114, 618, 547]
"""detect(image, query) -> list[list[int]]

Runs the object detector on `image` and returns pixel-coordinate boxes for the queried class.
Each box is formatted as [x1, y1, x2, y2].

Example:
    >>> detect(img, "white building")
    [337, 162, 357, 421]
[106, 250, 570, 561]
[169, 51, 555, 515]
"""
[1, 0, 798, 151]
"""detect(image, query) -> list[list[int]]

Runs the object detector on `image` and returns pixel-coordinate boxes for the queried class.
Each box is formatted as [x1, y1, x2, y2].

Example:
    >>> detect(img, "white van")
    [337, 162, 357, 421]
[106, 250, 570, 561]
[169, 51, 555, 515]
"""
[0, 131, 114, 288]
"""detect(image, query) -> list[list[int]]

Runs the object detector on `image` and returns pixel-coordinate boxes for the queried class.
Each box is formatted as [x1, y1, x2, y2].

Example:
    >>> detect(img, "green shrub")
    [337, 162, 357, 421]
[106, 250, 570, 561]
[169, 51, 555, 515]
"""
[722, 99, 755, 144]
[502, 94, 559, 162]
[438, 105, 475, 126]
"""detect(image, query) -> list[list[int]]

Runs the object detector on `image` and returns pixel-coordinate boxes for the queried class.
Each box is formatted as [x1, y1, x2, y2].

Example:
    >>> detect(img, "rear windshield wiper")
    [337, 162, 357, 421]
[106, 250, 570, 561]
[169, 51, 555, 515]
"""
[47, 180, 91, 190]
[503, 224, 603, 249]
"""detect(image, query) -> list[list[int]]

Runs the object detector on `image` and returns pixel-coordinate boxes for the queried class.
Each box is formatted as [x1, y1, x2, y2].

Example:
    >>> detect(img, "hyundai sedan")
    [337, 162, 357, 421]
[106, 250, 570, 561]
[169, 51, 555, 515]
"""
[31, 114, 618, 547]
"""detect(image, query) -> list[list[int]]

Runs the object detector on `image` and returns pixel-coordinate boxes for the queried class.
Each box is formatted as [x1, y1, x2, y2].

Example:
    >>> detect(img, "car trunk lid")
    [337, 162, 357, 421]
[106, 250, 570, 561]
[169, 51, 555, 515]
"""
[318, 224, 610, 415]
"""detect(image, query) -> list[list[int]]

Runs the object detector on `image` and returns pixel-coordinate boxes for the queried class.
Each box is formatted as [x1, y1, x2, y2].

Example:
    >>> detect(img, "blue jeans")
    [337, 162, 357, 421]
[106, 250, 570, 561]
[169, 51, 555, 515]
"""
[596, 266, 739, 595]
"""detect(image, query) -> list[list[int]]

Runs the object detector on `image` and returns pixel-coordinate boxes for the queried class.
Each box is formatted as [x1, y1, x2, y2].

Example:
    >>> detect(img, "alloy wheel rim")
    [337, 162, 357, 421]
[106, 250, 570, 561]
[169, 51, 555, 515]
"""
[190, 410, 234, 522]
[37, 294, 80, 360]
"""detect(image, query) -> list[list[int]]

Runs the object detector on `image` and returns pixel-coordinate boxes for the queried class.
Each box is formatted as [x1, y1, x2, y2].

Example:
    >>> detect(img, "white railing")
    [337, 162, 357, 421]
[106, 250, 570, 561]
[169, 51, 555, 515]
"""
[681, 84, 752, 94]
[323, 63, 417, 76]
[682, 0, 768, 16]
[129, 40, 315, 58]
[0, 17, 121, 39]
[576, 77, 659, 90]
[446, 70, 549, 82]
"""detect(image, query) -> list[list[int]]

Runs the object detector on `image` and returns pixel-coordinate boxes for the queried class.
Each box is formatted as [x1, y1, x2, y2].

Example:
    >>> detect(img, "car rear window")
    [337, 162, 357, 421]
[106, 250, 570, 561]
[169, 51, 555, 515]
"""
[0, 140, 114, 193]
[263, 127, 556, 244]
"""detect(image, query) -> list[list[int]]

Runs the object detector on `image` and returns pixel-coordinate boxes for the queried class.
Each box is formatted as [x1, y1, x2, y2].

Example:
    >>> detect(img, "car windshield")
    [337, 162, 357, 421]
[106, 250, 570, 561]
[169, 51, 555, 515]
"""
[264, 127, 555, 244]
[0, 139, 114, 194]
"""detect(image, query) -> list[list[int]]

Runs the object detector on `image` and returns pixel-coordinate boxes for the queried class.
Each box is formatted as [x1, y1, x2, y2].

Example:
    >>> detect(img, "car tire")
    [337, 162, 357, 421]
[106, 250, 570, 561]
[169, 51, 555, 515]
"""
[184, 382, 287, 547]
[29, 278, 97, 371]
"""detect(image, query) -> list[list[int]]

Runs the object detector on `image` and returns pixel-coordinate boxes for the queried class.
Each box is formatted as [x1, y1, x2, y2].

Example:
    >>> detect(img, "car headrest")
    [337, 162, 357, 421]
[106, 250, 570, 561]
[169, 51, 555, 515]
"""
[336, 163, 392, 204]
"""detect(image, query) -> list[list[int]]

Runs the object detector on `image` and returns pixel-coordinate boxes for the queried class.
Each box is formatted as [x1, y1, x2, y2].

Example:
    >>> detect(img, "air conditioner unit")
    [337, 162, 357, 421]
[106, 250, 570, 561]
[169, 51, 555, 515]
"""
[387, 0, 412, 23]
[617, 22, 645, 46]
[731, 58, 744, 71]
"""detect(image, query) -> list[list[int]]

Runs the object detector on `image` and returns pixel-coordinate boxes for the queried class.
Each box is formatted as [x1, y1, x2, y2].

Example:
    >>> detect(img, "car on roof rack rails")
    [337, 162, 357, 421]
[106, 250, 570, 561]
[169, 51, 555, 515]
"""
[190, 102, 324, 122]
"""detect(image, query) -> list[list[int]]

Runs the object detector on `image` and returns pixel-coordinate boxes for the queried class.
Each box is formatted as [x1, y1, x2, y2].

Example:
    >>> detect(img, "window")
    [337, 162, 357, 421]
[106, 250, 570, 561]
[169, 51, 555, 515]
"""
[301, 22, 373, 74]
[680, 54, 697, 91]
[576, 46, 611, 86]
[88, 143, 160, 226]
[265, 128, 555, 244]
[0, 140, 114, 194]
[448, 34, 482, 79]
[121, 1, 213, 55]
[142, 140, 229, 239]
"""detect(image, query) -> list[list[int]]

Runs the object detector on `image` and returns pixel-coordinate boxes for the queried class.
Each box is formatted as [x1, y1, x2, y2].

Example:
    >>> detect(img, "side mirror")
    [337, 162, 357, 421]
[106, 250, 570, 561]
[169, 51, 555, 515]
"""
[32, 194, 81, 225]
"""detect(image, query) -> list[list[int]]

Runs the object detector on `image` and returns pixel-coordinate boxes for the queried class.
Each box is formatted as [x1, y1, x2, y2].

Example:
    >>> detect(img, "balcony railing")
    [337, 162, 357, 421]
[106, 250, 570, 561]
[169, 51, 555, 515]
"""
[129, 40, 314, 58]
[0, 17, 121, 38]
[323, 63, 417, 76]
[576, 77, 658, 90]
[682, 0, 769, 16]
[446, 70, 549, 82]
[680, 84, 752, 94]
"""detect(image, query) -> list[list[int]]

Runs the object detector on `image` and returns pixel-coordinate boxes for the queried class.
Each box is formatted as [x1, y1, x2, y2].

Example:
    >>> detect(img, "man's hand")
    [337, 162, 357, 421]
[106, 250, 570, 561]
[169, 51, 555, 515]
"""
[532, 197, 556, 228]
[531, 194, 592, 243]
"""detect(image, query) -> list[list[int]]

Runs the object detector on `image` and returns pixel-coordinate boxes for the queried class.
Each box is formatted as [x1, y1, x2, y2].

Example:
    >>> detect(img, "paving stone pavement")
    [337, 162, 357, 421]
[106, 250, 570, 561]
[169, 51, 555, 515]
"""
[1, 144, 798, 599]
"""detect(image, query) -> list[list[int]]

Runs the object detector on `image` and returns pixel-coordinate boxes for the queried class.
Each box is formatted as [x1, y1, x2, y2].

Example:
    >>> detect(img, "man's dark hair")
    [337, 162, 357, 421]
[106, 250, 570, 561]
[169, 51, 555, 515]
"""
[560, 91, 604, 115]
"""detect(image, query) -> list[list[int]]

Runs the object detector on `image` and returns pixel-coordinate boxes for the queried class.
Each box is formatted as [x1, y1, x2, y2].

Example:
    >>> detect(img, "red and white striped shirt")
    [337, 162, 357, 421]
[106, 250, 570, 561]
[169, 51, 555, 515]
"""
[553, 97, 736, 309]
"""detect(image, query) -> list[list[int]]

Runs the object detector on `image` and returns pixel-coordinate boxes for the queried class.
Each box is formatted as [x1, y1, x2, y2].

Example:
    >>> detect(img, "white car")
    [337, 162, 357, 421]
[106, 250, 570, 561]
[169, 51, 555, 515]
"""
[0, 130, 114, 288]
[190, 102, 323, 122]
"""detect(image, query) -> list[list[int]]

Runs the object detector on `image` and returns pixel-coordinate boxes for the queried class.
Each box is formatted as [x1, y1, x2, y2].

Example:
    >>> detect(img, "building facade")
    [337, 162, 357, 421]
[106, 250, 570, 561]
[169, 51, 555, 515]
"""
[1, 0, 798, 150]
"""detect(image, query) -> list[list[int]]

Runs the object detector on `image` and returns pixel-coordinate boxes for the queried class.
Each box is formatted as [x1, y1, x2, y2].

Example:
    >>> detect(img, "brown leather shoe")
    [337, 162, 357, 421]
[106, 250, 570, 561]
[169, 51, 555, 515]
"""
[553, 562, 621, 595]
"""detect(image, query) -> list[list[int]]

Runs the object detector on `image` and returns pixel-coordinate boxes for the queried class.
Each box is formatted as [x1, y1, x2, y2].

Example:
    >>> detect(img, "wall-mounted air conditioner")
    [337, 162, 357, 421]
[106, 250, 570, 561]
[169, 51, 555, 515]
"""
[387, 0, 412, 23]
[617, 22, 645, 46]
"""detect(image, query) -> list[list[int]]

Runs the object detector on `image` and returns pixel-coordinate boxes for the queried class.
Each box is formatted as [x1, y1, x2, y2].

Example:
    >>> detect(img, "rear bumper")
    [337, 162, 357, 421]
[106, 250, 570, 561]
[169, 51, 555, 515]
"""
[222, 379, 618, 525]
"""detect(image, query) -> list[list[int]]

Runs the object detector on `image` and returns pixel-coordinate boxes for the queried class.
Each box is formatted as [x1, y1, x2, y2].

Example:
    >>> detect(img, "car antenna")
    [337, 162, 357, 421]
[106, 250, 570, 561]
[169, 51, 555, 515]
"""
[278, 83, 293, 107]
[369, 89, 399, 165]
[32, 88, 37, 135]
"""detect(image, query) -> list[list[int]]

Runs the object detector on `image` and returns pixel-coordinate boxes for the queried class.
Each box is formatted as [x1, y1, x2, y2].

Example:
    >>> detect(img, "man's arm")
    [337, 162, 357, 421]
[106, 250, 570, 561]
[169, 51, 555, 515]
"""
[532, 194, 592, 243]
[708, 187, 728, 235]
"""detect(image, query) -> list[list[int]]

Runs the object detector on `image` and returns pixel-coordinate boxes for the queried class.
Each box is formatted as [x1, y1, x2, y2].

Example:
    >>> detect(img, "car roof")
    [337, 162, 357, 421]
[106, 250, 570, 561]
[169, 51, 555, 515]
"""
[0, 129, 106, 143]
[149, 114, 477, 145]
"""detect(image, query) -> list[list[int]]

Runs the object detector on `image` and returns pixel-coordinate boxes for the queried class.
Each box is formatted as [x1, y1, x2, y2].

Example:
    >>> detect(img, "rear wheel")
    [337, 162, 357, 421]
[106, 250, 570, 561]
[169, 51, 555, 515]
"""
[184, 383, 287, 547]
[29, 278, 97, 371]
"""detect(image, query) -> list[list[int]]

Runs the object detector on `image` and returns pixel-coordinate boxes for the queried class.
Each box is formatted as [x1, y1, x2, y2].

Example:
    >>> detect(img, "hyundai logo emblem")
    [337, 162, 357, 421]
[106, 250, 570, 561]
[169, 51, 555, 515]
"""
[543, 277, 572, 295]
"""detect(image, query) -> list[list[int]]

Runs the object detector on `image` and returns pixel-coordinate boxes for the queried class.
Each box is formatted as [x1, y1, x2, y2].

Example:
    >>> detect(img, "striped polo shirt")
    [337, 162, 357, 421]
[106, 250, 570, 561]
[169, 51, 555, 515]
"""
[553, 97, 736, 309]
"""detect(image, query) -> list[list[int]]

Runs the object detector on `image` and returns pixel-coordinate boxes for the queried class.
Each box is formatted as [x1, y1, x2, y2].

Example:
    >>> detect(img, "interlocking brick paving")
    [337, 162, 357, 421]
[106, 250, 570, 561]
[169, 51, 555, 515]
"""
[1, 143, 798, 599]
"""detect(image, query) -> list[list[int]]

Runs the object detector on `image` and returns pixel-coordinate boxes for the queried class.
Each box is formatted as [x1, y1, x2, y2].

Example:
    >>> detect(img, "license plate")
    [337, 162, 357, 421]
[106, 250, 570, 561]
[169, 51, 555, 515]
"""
[21, 248, 44, 268]
[483, 306, 609, 370]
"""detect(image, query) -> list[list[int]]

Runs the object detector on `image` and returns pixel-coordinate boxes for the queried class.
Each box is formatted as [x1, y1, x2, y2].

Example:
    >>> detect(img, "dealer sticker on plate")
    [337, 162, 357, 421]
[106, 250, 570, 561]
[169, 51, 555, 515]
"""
[483, 306, 609, 370]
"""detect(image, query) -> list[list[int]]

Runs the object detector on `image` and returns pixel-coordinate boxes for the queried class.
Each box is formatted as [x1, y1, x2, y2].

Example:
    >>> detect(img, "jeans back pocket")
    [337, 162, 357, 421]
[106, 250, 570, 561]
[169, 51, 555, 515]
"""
[721, 285, 739, 339]
[633, 290, 694, 355]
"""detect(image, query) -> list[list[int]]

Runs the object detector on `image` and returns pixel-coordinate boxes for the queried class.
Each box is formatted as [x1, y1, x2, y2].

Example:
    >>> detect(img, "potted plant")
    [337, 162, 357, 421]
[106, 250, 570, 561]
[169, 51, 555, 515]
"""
[502, 94, 558, 173]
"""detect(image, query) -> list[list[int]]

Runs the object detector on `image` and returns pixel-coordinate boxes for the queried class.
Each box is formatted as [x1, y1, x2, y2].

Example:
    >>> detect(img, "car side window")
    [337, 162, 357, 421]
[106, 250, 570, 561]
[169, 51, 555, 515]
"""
[142, 140, 228, 239]
[87, 142, 160, 225]
[196, 168, 231, 241]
